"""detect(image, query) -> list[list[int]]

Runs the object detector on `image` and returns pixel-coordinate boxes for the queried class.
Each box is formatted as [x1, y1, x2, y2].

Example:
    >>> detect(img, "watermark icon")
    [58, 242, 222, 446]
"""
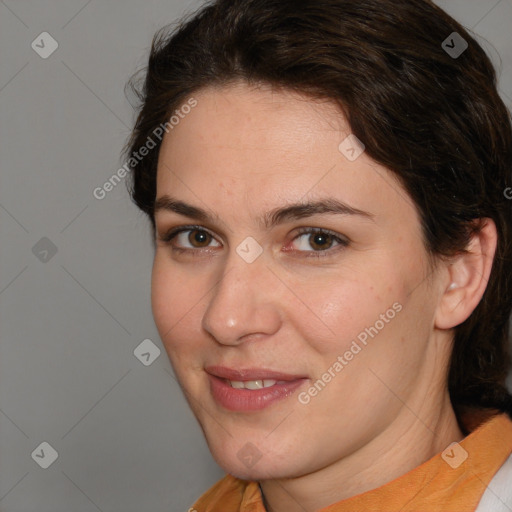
[237, 442, 263, 468]
[442, 442, 468, 469]
[32, 237, 58, 263]
[339, 134, 365, 162]
[31, 441, 59, 469]
[236, 237, 263, 263]
[442, 32, 468, 59]
[504, 187, 512, 200]
[31, 32, 59, 59]
[298, 302, 403, 404]
[93, 98, 198, 200]
[134, 339, 161, 366]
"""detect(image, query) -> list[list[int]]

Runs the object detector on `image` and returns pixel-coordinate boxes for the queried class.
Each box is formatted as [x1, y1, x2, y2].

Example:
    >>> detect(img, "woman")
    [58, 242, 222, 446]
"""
[123, 0, 512, 510]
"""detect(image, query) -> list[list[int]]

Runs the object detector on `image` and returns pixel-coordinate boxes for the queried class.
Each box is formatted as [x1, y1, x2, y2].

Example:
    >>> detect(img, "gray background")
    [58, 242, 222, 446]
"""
[1, 1, 511, 511]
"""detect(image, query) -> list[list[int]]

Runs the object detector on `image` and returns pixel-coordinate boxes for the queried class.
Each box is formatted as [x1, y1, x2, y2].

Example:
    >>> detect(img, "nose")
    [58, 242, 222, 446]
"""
[201, 250, 281, 346]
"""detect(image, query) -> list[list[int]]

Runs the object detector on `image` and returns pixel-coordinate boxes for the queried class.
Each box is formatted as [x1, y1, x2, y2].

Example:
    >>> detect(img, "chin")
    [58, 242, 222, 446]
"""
[208, 441, 305, 481]
[218, 460, 292, 481]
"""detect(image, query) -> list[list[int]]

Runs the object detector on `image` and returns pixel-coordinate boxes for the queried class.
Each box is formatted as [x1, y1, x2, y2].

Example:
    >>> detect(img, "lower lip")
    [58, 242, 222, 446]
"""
[207, 374, 307, 412]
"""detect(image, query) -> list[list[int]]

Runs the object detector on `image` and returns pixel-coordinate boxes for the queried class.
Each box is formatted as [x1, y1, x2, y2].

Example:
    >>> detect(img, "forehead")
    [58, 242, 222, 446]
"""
[155, 82, 415, 230]
[158, 82, 348, 176]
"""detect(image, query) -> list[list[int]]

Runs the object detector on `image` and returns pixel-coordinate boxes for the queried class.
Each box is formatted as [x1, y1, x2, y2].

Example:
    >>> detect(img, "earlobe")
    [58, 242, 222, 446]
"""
[434, 219, 497, 330]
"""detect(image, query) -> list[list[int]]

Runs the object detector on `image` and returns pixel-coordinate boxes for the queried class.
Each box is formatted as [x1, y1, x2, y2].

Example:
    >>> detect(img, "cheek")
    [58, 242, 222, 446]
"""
[151, 256, 202, 354]
[295, 269, 405, 357]
[151, 259, 174, 335]
[309, 278, 432, 408]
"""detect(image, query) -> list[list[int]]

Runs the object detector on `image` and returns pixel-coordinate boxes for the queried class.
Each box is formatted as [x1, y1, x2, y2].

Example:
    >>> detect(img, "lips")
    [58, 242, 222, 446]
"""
[205, 365, 308, 411]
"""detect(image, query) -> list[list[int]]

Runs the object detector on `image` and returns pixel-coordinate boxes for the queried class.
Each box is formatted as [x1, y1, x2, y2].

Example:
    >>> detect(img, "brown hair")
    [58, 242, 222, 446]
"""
[124, 0, 512, 424]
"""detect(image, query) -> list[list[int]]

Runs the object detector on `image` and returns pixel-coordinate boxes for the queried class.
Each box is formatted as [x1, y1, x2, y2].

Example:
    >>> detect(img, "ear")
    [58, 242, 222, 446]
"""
[434, 218, 497, 330]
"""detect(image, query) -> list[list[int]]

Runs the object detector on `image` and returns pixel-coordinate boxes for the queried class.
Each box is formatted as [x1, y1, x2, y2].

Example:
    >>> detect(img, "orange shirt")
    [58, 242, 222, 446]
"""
[190, 411, 512, 512]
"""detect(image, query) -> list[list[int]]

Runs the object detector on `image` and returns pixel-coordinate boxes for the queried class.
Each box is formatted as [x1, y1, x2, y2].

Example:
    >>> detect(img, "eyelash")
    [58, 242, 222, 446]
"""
[158, 225, 349, 259]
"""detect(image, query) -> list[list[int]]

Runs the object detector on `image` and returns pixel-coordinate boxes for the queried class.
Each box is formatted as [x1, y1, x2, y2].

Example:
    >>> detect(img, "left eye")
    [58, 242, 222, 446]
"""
[290, 228, 348, 254]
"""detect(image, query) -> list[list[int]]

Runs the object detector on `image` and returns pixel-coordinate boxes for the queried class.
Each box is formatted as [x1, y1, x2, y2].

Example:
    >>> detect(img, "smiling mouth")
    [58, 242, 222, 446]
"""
[205, 365, 308, 411]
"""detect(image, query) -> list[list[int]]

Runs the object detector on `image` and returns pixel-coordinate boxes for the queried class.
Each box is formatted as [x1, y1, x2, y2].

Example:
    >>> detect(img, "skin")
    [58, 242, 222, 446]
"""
[151, 81, 497, 512]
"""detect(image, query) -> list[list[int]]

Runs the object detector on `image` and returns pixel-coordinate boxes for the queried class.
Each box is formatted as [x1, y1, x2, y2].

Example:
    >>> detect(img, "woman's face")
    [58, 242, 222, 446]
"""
[151, 82, 446, 480]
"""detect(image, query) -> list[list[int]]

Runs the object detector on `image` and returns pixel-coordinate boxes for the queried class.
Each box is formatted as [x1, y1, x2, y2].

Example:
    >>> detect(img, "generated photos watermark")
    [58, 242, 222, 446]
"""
[298, 302, 403, 405]
[93, 97, 198, 200]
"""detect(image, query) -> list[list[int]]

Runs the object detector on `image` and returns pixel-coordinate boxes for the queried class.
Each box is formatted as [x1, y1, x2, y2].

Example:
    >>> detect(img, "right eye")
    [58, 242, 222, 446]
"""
[159, 225, 222, 254]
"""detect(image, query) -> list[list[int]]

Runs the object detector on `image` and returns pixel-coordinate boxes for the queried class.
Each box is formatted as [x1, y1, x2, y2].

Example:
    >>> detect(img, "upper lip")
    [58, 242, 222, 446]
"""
[205, 365, 307, 381]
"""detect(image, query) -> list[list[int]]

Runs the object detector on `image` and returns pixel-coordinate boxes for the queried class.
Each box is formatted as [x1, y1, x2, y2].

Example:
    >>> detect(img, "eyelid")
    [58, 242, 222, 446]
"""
[294, 226, 349, 243]
[158, 224, 217, 244]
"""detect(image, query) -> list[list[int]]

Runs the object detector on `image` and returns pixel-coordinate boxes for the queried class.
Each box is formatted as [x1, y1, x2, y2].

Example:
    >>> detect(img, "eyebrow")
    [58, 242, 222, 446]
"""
[153, 195, 375, 230]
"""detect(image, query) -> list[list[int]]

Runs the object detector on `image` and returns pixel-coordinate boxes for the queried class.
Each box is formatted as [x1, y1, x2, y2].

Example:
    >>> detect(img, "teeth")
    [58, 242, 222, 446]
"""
[228, 379, 277, 389]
